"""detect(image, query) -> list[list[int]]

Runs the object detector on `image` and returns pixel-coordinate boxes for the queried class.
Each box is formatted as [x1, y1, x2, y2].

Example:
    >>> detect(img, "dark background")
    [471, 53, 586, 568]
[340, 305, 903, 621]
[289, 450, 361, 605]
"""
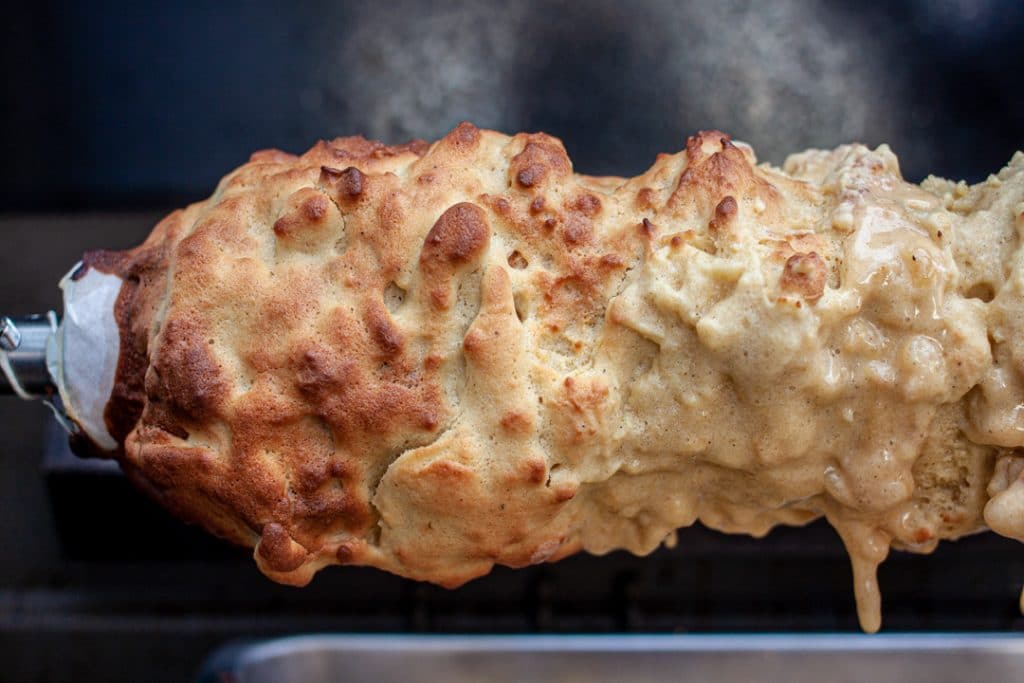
[4, 0, 1024, 211]
[1, 1, 1023, 682]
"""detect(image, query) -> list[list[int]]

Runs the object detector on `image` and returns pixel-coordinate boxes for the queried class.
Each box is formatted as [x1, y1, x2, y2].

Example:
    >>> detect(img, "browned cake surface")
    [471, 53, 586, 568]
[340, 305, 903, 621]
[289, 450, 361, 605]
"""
[87, 124, 1024, 631]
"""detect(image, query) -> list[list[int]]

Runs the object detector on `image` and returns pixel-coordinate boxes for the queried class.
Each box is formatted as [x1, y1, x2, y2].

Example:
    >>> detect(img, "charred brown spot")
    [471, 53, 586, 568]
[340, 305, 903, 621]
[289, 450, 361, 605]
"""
[336, 542, 356, 563]
[419, 203, 490, 310]
[338, 167, 364, 198]
[369, 313, 403, 357]
[272, 216, 290, 237]
[507, 250, 529, 269]
[303, 194, 328, 221]
[779, 252, 827, 302]
[258, 522, 307, 573]
[716, 195, 738, 218]
[323, 135, 428, 161]
[446, 121, 481, 150]
[494, 197, 511, 215]
[600, 253, 624, 268]
[709, 195, 738, 231]
[672, 131, 767, 217]
[641, 217, 657, 237]
[294, 347, 347, 398]
[543, 218, 557, 231]
[562, 216, 590, 245]
[511, 139, 571, 189]
[294, 459, 332, 494]
[150, 317, 227, 420]
[462, 328, 488, 356]
[573, 193, 602, 216]
[517, 165, 544, 188]
[294, 333, 443, 445]
[635, 187, 656, 210]
[328, 460, 352, 480]
[523, 457, 547, 483]
[530, 196, 546, 214]
[421, 203, 490, 267]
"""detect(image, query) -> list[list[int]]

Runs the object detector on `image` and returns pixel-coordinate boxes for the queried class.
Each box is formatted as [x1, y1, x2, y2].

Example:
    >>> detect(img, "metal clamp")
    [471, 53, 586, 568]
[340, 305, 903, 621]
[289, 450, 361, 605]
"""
[0, 313, 78, 435]
[0, 313, 57, 398]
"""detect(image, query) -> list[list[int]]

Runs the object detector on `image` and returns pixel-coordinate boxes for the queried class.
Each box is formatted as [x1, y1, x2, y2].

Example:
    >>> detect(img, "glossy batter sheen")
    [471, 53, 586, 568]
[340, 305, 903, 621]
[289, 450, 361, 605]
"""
[84, 125, 1024, 632]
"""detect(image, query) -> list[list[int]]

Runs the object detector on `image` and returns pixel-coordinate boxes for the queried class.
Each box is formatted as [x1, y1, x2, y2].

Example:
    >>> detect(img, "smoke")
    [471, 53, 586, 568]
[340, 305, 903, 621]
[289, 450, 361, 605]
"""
[306, 0, 904, 175]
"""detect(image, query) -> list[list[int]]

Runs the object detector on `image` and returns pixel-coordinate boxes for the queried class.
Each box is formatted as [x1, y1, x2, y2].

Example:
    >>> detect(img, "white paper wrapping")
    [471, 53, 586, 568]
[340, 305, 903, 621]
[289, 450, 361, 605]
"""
[54, 263, 123, 451]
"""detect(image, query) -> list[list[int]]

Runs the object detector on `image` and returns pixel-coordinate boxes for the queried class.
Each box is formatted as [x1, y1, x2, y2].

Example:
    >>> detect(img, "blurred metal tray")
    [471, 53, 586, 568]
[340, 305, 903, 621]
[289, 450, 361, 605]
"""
[197, 633, 1024, 683]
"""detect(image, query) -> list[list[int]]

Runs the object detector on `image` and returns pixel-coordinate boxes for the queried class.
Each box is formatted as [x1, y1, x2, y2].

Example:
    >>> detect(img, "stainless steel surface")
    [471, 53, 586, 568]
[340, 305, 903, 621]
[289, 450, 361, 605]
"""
[0, 314, 56, 396]
[0, 316, 22, 351]
[198, 634, 1024, 683]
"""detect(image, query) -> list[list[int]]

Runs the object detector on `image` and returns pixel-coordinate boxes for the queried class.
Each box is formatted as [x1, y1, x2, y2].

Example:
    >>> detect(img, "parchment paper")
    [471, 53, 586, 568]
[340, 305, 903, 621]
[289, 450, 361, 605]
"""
[55, 263, 122, 451]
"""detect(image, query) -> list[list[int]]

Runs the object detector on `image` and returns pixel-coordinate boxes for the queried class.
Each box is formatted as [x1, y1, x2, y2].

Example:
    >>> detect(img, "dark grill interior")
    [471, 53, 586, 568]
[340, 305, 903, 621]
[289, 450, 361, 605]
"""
[2, 2, 1023, 682]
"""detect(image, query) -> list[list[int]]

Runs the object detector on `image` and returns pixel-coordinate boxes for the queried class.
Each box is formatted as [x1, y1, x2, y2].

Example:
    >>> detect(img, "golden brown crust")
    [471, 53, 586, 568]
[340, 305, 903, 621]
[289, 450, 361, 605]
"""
[779, 251, 827, 302]
[97, 125, 1024, 631]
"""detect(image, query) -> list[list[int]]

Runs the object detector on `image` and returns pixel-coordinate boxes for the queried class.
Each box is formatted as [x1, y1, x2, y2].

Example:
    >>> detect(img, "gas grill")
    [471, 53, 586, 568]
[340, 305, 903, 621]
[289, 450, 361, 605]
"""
[2, 2, 1023, 681]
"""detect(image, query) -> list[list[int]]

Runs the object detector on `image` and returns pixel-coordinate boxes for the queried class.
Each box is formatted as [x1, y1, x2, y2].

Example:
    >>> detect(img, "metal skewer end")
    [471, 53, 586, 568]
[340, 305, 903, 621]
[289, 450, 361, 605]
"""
[0, 316, 22, 352]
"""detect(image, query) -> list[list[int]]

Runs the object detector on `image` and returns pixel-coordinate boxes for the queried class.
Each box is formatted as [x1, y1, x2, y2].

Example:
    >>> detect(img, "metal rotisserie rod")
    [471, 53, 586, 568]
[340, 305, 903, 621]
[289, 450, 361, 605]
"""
[0, 314, 57, 397]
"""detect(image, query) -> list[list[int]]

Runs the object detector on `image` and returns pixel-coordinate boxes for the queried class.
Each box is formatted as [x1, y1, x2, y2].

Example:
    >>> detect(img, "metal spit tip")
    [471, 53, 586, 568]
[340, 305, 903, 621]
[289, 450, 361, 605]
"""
[0, 313, 58, 398]
[0, 316, 22, 351]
